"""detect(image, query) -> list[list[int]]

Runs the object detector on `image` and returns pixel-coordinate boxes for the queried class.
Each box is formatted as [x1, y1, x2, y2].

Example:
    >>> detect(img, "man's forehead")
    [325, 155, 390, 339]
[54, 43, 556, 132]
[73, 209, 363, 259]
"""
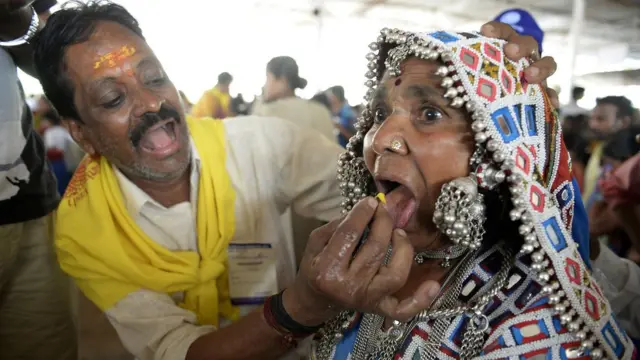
[89, 21, 142, 44]
[65, 32, 149, 82]
[65, 22, 146, 64]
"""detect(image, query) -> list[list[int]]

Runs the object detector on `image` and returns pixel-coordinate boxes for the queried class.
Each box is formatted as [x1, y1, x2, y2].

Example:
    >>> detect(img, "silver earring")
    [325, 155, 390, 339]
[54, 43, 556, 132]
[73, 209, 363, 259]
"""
[432, 176, 486, 250]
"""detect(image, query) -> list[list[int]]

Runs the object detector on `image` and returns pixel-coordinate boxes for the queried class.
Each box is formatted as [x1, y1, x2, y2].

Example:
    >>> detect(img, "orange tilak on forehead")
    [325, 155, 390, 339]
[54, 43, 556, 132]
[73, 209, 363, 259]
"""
[93, 45, 137, 75]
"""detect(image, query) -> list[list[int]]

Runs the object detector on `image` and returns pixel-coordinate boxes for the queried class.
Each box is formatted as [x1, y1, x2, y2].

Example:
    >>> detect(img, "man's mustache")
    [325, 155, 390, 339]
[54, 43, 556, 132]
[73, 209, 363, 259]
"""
[129, 105, 181, 148]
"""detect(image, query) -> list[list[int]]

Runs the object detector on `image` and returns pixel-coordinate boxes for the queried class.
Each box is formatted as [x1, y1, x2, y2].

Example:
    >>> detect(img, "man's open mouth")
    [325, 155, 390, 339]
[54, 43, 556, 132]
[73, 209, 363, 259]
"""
[139, 119, 178, 153]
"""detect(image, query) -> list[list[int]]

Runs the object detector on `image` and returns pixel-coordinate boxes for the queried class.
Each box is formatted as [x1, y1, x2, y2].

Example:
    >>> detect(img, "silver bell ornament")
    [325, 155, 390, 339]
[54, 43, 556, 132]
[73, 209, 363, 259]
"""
[433, 176, 486, 250]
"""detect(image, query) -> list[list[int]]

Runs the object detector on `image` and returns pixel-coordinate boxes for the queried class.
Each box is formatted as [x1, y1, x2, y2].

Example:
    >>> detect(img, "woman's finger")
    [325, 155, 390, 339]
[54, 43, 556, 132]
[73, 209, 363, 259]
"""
[480, 22, 540, 61]
[525, 56, 557, 84]
[480, 22, 517, 41]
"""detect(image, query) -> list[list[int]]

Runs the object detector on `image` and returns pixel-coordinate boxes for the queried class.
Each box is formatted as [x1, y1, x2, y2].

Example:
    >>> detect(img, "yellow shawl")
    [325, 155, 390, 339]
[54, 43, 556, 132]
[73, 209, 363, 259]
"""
[55, 116, 238, 326]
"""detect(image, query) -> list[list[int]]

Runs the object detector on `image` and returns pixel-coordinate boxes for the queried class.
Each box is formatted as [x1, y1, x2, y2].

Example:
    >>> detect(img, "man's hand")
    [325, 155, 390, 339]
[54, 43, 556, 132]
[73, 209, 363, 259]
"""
[0, 4, 33, 40]
[480, 21, 560, 109]
[0, 1, 40, 77]
[284, 197, 440, 325]
[0, 1, 34, 14]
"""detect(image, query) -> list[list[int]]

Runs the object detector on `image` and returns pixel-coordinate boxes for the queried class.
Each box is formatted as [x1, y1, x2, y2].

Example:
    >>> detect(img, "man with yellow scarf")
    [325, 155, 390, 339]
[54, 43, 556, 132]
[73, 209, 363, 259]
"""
[32, 2, 561, 360]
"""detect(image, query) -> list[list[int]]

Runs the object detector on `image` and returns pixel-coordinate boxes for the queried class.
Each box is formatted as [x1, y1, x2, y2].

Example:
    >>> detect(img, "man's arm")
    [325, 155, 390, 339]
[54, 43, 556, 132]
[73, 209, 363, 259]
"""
[105, 288, 327, 360]
[335, 112, 356, 140]
[334, 122, 354, 140]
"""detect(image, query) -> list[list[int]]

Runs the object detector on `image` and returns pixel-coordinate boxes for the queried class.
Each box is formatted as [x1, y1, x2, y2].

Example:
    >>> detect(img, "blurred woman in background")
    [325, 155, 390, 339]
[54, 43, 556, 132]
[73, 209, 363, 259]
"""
[252, 56, 335, 142]
[251, 56, 338, 266]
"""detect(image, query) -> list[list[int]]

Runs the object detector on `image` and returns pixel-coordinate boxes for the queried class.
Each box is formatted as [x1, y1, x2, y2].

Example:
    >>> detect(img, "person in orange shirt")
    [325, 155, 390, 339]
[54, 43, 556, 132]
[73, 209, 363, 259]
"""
[191, 72, 233, 119]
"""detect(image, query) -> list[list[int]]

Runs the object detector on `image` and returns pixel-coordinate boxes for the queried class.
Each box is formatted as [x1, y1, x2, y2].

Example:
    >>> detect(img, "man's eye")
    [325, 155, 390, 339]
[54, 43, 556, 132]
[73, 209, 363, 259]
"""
[147, 77, 166, 86]
[102, 95, 123, 109]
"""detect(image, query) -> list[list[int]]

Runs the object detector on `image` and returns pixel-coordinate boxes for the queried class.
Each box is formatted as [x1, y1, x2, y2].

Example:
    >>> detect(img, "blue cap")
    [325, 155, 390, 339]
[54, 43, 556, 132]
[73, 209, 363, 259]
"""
[494, 8, 544, 54]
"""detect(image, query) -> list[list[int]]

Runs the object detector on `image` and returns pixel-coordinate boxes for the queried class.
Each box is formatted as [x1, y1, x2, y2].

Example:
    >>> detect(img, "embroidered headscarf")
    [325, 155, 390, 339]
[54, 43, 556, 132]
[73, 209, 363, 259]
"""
[333, 29, 634, 359]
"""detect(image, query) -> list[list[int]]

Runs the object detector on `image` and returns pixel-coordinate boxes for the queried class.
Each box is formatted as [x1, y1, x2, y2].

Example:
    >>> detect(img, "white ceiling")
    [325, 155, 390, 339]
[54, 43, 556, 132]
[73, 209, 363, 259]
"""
[257, 0, 640, 59]
[19, 0, 640, 105]
[243, 0, 640, 89]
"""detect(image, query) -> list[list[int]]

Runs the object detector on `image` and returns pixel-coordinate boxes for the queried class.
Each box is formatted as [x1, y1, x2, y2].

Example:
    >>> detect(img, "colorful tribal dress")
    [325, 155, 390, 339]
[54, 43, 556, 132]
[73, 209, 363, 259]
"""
[311, 30, 637, 360]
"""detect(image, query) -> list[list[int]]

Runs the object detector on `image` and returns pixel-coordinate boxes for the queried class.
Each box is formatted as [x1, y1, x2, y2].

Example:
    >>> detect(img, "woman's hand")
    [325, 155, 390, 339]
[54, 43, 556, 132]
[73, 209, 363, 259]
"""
[480, 21, 559, 109]
[284, 197, 440, 325]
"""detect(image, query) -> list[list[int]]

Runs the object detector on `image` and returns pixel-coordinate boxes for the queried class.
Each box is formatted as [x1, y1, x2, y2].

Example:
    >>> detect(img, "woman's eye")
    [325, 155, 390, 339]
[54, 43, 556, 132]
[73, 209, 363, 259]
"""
[374, 108, 387, 123]
[420, 106, 443, 123]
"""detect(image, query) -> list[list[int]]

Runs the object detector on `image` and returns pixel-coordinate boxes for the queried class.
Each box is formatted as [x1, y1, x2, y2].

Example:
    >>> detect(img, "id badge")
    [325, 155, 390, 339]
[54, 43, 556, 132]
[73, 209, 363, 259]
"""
[227, 243, 278, 306]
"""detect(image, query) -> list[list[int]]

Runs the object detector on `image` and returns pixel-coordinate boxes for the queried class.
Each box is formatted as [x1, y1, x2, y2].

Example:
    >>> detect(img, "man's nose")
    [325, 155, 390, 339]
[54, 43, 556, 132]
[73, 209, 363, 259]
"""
[132, 88, 163, 117]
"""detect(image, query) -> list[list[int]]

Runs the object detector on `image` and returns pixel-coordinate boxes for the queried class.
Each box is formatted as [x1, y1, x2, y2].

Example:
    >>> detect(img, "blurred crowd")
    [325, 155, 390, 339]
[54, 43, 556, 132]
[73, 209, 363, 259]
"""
[560, 88, 640, 265]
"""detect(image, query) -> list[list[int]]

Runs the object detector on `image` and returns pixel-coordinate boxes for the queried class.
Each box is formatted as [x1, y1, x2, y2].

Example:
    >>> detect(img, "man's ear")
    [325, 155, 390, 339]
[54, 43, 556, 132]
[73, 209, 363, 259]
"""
[62, 118, 96, 156]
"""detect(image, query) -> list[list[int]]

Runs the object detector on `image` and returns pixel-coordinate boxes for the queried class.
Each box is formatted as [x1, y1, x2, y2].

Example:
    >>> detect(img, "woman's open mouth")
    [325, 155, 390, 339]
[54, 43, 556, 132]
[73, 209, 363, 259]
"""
[138, 119, 181, 158]
[376, 179, 418, 229]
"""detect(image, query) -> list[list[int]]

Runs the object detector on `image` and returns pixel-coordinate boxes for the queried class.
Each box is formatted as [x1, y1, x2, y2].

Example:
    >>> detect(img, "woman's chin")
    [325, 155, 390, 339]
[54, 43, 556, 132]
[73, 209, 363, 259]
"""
[399, 219, 423, 237]
[402, 216, 442, 247]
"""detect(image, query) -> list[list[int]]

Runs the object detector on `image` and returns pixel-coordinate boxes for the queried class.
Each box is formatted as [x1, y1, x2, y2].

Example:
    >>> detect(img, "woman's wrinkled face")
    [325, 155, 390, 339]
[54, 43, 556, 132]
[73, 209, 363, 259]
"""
[363, 57, 475, 235]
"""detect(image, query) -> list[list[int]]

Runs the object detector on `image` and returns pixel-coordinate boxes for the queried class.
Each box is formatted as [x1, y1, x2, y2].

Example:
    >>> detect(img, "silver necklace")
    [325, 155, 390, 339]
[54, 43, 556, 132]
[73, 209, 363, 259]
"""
[414, 244, 468, 268]
[314, 246, 514, 360]
[356, 248, 478, 360]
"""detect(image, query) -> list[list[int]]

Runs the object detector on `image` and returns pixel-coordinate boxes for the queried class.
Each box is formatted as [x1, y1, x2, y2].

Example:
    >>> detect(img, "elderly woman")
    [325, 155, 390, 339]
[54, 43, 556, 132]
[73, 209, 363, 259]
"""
[300, 29, 637, 359]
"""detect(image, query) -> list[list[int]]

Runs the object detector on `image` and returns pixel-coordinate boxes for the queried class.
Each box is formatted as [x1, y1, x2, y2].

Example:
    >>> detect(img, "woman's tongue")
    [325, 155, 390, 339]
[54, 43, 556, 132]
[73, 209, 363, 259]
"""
[384, 185, 417, 228]
[140, 125, 174, 151]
